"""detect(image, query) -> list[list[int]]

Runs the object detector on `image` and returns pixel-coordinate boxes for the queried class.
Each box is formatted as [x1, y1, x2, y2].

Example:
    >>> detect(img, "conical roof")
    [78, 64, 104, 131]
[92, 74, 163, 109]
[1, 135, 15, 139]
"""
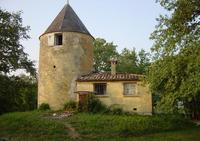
[42, 4, 92, 37]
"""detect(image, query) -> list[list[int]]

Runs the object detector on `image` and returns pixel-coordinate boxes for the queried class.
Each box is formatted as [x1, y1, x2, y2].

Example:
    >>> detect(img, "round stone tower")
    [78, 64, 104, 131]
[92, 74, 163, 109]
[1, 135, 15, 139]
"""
[38, 4, 94, 110]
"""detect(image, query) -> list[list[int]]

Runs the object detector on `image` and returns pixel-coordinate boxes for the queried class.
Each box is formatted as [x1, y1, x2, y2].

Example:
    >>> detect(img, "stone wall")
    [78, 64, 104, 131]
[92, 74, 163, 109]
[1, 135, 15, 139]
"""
[76, 81, 152, 115]
[38, 32, 93, 110]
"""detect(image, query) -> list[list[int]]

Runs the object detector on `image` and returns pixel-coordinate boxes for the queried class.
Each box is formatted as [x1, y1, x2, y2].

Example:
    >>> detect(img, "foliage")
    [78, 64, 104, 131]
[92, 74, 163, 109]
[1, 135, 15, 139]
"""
[93, 38, 119, 71]
[78, 94, 107, 113]
[117, 48, 138, 73]
[0, 8, 37, 115]
[110, 107, 123, 115]
[147, 0, 200, 118]
[0, 111, 69, 141]
[0, 111, 198, 141]
[108, 104, 124, 115]
[137, 49, 151, 74]
[39, 103, 50, 111]
[63, 101, 77, 111]
[68, 113, 195, 139]
[0, 74, 37, 114]
[94, 38, 151, 74]
[151, 0, 200, 56]
[0, 8, 35, 75]
[117, 48, 151, 74]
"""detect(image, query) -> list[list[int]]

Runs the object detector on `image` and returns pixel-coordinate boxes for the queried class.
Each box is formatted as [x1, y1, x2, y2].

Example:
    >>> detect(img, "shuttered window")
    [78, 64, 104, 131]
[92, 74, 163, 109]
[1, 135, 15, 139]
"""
[123, 83, 136, 95]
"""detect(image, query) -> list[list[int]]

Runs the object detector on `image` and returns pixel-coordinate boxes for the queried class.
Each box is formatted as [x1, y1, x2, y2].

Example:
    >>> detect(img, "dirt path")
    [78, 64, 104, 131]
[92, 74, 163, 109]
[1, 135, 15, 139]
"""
[64, 123, 81, 140]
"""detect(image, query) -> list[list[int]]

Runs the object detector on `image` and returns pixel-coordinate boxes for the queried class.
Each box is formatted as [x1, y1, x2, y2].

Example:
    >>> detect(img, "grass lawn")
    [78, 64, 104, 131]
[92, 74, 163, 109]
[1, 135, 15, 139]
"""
[0, 111, 199, 141]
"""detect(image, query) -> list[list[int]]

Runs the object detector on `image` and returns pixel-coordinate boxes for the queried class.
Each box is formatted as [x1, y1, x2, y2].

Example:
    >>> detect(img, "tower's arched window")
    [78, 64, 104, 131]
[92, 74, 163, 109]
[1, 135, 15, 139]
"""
[55, 34, 63, 45]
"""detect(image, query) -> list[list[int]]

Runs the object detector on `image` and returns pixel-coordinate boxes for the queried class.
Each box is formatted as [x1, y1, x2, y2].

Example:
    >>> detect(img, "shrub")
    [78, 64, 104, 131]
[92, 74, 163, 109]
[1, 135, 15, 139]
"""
[111, 108, 123, 115]
[78, 94, 107, 113]
[109, 104, 124, 115]
[39, 103, 50, 111]
[63, 101, 77, 111]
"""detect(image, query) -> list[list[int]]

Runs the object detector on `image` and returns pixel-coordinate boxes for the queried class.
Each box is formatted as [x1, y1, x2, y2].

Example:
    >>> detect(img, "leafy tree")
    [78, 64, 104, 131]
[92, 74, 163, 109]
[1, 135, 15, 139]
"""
[148, 0, 200, 118]
[0, 74, 37, 114]
[0, 8, 37, 114]
[117, 48, 138, 73]
[137, 49, 151, 74]
[117, 48, 150, 74]
[0, 8, 35, 75]
[94, 38, 119, 71]
[94, 38, 150, 74]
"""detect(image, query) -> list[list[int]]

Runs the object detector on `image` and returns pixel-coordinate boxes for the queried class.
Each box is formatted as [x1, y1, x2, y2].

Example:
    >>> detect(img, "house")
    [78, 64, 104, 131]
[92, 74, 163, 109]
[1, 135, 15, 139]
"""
[38, 3, 152, 115]
[76, 60, 152, 115]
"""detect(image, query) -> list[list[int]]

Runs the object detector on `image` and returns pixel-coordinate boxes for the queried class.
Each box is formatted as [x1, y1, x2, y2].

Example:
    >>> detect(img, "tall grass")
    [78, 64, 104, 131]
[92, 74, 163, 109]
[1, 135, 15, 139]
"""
[67, 113, 195, 137]
[0, 111, 197, 141]
[0, 111, 69, 141]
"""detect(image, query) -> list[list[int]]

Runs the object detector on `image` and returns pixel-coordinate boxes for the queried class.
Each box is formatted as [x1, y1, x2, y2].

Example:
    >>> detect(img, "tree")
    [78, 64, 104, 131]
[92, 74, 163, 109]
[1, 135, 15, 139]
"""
[93, 38, 150, 74]
[0, 8, 37, 114]
[117, 48, 150, 74]
[148, 0, 200, 118]
[93, 38, 118, 71]
[0, 8, 35, 75]
[137, 49, 151, 74]
[0, 74, 37, 114]
[117, 48, 138, 73]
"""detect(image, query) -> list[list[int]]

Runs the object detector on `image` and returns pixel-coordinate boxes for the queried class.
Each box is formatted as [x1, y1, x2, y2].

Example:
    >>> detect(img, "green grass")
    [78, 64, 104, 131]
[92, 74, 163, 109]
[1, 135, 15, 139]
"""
[66, 113, 197, 141]
[0, 111, 199, 141]
[0, 111, 69, 141]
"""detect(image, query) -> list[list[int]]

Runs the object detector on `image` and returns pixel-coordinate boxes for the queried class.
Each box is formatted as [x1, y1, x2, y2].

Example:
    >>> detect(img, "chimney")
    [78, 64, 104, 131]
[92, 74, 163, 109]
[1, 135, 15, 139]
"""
[110, 59, 118, 75]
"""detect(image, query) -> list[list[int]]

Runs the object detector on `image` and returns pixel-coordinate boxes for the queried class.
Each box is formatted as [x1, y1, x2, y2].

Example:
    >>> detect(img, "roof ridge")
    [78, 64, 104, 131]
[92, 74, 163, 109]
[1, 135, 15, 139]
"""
[60, 4, 68, 30]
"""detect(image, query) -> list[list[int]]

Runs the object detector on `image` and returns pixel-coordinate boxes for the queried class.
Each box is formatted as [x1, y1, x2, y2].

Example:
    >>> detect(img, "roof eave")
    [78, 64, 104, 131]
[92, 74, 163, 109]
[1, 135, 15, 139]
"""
[76, 79, 141, 82]
[39, 31, 95, 40]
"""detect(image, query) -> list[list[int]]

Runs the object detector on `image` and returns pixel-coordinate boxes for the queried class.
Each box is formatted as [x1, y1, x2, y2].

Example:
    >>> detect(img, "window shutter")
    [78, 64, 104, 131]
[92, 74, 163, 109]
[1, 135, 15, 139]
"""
[124, 83, 136, 95]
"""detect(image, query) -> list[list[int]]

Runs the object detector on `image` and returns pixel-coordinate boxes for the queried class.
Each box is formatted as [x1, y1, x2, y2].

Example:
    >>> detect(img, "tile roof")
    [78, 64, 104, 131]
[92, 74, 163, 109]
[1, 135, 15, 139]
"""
[41, 4, 92, 37]
[77, 72, 143, 82]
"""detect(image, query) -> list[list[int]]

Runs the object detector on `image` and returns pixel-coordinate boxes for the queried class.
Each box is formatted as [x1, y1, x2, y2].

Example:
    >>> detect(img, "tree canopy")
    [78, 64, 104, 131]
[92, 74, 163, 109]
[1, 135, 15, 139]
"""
[94, 38, 150, 74]
[0, 8, 37, 114]
[0, 8, 35, 75]
[117, 48, 138, 73]
[148, 0, 200, 118]
[93, 38, 119, 72]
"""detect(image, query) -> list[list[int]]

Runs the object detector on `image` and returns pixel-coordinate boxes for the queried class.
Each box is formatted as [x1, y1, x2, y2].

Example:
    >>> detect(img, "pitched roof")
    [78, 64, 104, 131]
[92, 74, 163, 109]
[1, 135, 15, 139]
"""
[77, 72, 143, 82]
[41, 4, 92, 37]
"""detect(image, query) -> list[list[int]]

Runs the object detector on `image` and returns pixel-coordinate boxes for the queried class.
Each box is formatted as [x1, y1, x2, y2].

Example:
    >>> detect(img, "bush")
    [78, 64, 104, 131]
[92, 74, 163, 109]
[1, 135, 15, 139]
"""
[109, 104, 124, 115]
[39, 103, 50, 111]
[63, 101, 77, 111]
[111, 108, 123, 115]
[78, 94, 107, 113]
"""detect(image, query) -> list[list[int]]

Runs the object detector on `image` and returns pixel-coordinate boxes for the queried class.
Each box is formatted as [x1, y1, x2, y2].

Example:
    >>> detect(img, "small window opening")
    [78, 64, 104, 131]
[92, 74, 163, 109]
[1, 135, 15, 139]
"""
[94, 83, 107, 95]
[53, 65, 56, 68]
[55, 34, 63, 45]
[133, 108, 137, 111]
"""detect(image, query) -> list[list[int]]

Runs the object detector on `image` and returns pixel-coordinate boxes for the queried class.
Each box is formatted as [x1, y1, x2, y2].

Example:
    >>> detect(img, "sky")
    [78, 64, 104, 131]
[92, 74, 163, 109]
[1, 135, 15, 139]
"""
[0, 0, 167, 69]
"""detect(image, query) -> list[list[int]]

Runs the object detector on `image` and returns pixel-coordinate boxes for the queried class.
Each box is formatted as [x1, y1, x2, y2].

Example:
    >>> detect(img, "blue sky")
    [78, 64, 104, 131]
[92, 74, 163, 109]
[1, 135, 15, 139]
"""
[0, 0, 166, 68]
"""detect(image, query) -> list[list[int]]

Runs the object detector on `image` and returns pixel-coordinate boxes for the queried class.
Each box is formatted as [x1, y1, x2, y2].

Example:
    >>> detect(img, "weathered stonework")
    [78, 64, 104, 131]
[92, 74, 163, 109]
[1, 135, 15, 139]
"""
[38, 32, 93, 110]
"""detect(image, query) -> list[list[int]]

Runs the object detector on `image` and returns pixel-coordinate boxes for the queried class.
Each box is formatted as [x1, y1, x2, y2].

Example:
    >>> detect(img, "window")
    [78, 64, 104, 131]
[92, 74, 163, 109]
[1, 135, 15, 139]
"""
[123, 83, 136, 95]
[94, 83, 107, 95]
[54, 34, 63, 45]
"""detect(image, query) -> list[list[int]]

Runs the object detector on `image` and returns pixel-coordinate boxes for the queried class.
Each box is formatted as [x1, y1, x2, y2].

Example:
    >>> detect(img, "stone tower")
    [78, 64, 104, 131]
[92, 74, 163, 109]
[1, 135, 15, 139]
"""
[38, 4, 94, 110]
